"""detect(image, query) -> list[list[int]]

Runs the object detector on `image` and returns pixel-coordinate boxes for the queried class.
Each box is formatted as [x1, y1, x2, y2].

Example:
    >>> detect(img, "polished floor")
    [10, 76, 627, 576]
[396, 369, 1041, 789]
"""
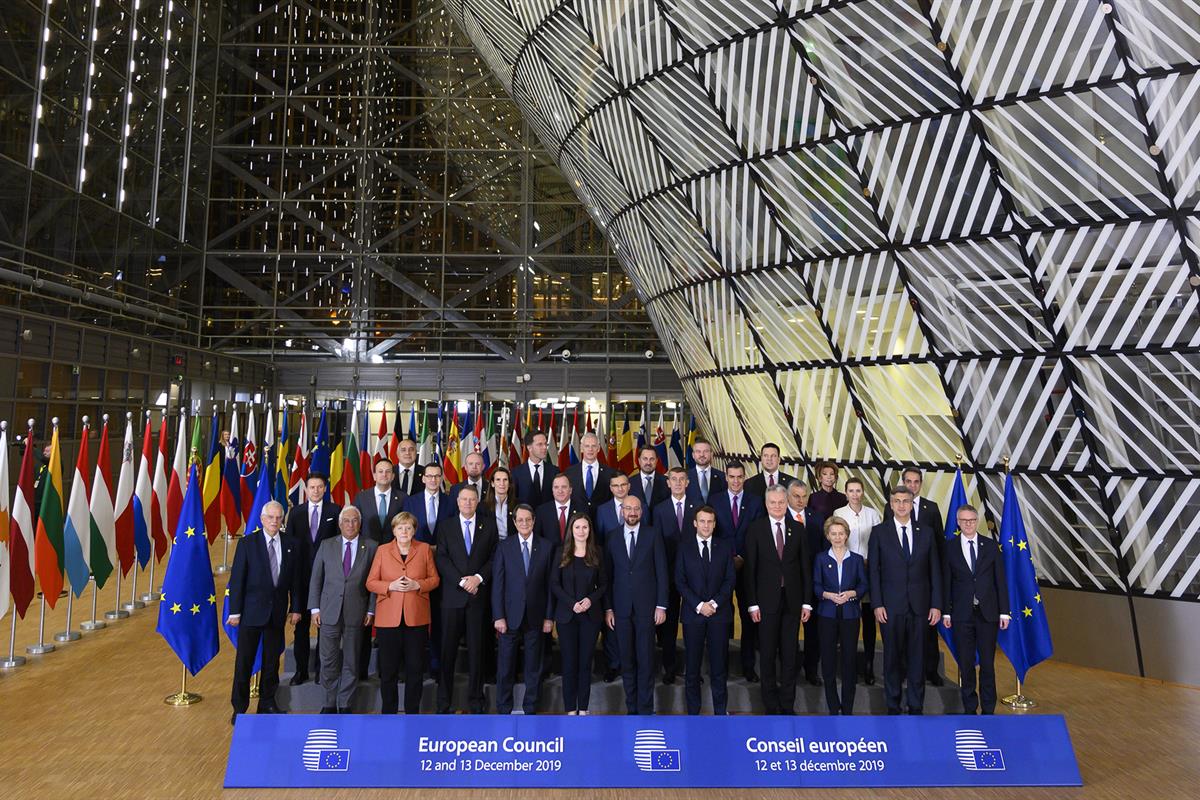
[0, 573, 1196, 800]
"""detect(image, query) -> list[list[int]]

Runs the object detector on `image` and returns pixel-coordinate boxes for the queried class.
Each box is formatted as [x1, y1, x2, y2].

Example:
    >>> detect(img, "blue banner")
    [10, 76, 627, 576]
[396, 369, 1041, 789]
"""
[225, 714, 1081, 788]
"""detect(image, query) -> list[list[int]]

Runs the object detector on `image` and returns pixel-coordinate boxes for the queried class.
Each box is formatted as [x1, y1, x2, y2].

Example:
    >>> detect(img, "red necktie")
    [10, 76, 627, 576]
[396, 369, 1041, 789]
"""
[558, 506, 567, 541]
[768, 474, 775, 487]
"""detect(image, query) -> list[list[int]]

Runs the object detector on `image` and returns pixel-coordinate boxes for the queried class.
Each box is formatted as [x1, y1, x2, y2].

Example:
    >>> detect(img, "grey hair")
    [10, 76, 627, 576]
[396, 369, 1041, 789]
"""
[764, 484, 788, 499]
[786, 479, 809, 492]
[261, 500, 284, 517]
[339, 505, 362, 523]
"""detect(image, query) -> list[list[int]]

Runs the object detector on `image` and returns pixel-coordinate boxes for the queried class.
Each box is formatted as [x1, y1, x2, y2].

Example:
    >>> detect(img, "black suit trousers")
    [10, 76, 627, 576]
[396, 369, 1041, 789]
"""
[819, 614, 859, 714]
[615, 613, 657, 714]
[438, 601, 488, 713]
[803, 612, 821, 677]
[231, 614, 286, 713]
[683, 616, 729, 715]
[881, 612, 926, 713]
[953, 607, 1000, 714]
[496, 620, 545, 714]
[558, 615, 601, 712]
[758, 610, 800, 714]
[293, 609, 319, 676]
[733, 568, 758, 672]
[377, 623, 428, 714]
[655, 585, 680, 676]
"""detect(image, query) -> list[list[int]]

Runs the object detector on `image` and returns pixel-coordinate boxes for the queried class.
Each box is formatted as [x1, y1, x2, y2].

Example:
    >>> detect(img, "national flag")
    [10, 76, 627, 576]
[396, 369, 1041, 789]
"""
[87, 416, 117, 590]
[156, 463, 220, 676]
[202, 410, 224, 542]
[34, 420, 66, 607]
[460, 403, 475, 460]
[617, 407, 634, 473]
[375, 405, 391, 466]
[997, 474, 1054, 683]
[0, 423, 10, 620]
[483, 404, 498, 476]
[344, 413, 362, 500]
[112, 413, 137, 577]
[558, 408, 572, 471]
[508, 405, 522, 468]
[274, 406, 290, 505]
[259, 404, 276, 507]
[442, 407, 461, 486]
[167, 410, 188, 545]
[133, 412, 154, 569]
[635, 408, 647, 452]
[431, 402, 444, 467]
[239, 408, 258, 516]
[358, 409, 372, 488]
[546, 408, 557, 467]
[222, 452, 270, 674]
[329, 433, 346, 505]
[652, 408, 668, 474]
[63, 418, 94, 597]
[389, 402, 404, 465]
[685, 416, 697, 469]
[474, 403, 487, 457]
[418, 402, 433, 467]
[668, 410, 685, 470]
[10, 421, 37, 617]
[939, 469, 970, 660]
[605, 411, 617, 467]
[309, 408, 331, 489]
[151, 413, 170, 562]
[568, 406, 581, 466]
[287, 408, 309, 507]
[219, 409, 242, 537]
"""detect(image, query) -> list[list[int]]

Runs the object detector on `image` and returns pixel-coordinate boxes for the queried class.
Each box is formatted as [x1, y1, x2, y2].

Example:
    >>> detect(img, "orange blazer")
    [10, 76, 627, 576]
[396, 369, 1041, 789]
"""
[366, 540, 441, 628]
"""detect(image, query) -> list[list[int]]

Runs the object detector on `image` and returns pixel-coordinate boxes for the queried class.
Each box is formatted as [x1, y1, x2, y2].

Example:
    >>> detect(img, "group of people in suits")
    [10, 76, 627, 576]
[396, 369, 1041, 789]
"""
[225, 433, 1011, 719]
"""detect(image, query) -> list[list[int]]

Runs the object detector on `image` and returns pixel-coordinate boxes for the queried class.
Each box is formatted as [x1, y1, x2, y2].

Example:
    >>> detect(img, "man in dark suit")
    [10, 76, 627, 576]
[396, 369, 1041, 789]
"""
[596, 472, 633, 546]
[676, 506, 734, 715]
[787, 480, 827, 686]
[353, 458, 406, 544]
[652, 466, 697, 684]
[492, 509, 555, 714]
[942, 504, 1010, 714]
[564, 433, 614, 516]
[744, 443, 794, 497]
[710, 461, 764, 680]
[513, 430, 558, 508]
[227, 501, 301, 723]
[448, 451, 487, 506]
[869, 485, 943, 715]
[604, 495, 668, 715]
[434, 484, 498, 714]
[391, 437, 423, 497]
[629, 445, 670, 524]
[886, 467, 946, 686]
[686, 436, 726, 505]
[744, 485, 813, 715]
[286, 473, 341, 685]
[402, 463, 451, 544]
[534, 474, 583, 544]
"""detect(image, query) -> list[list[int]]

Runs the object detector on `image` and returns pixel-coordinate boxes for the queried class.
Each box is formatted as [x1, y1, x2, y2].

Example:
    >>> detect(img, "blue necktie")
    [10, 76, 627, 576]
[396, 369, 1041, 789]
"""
[585, 465, 594, 498]
[901, 525, 911, 560]
[464, 519, 473, 555]
[522, 538, 530, 575]
[378, 493, 388, 525]
[428, 494, 436, 533]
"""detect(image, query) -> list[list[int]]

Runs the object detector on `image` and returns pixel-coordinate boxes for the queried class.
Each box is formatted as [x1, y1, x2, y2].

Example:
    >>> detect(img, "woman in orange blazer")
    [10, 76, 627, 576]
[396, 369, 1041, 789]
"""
[367, 511, 440, 714]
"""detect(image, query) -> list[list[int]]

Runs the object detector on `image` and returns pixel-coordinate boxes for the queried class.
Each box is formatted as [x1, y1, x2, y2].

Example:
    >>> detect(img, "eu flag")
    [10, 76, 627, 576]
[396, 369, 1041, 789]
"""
[222, 455, 271, 673]
[156, 464, 220, 675]
[996, 474, 1053, 682]
[939, 469, 968, 660]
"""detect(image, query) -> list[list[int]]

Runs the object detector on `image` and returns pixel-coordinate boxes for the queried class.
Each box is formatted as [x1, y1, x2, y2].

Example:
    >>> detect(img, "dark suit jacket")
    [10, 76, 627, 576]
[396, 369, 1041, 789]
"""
[686, 466, 726, 505]
[434, 514, 498, 610]
[743, 515, 813, 617]
[534, 499, 586, 544]
[448, 478, 488, 507]
[491, 533, 555, 629]
[653, 494, 699, 567]
[868, 519, 943, 617]
[629, 472, 670, 523]
[402, 490, 452, 544]
[391, 462, 424, 497]
[564, 461, 614, 514]
[603, 522, 668, 618]
[286, 500, 341, 585]
[813, 550, 868, 619]
[595, 496, 630, 546]
[513, 459, 559, 509]
[710, 490, 764, 556]
[353, 487, 406, 544]
[227, 530, 300, 627]
[744, 470, 795, 497]
[676, 535, 734, 624]
[790, 507, 828, 569]
[550, 555, 606, 625]
[943, 535, 1009, 623]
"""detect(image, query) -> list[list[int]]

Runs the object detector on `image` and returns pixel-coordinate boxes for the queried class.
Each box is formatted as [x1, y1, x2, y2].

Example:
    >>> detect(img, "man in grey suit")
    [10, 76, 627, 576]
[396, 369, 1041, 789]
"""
[309, 505, 378, 713]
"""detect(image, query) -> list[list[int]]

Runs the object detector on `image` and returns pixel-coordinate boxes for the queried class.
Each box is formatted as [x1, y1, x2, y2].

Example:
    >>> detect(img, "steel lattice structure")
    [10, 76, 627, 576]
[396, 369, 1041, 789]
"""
[446, 0, 1200, 614]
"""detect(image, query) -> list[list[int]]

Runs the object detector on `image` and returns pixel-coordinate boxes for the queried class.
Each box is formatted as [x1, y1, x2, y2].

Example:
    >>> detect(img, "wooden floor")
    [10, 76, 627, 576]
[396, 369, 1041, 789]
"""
[0, 573, 1196, 800]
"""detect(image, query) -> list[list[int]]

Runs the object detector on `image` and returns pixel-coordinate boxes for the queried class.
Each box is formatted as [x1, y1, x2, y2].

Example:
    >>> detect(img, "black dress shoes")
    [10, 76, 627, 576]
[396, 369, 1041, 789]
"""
[603, 667, 618, 683]
[320, 706, 337, 714]
[230, 712, 238, 726]
[744, 667, 759, 683]
[928, 674, 945, 687]
[807, 673, 823, 687]
[289, 672, 309, 686]
[663, 671, 677, 685]
[864, 670, 876, 685]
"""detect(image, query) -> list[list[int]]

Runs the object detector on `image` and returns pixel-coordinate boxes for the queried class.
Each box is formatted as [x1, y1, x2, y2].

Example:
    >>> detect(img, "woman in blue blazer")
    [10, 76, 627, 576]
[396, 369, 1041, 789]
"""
[813, 516, 868, 715]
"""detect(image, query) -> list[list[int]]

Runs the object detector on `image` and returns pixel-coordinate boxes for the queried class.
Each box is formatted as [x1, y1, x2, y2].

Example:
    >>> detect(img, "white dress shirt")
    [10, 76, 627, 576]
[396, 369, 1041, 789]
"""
[833, 503, 881, 559]
[494, 499, 509, 540]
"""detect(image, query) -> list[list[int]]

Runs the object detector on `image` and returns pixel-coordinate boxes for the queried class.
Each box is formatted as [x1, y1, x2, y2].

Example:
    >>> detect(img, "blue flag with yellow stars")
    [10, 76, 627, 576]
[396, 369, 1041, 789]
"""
[222, 453, 270, 673]
[996, 473, 1053, 683]
[156, 463, 220, 675]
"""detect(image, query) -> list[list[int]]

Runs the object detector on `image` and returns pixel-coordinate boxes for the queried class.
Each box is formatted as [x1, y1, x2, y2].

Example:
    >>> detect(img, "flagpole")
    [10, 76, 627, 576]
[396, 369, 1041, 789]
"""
[1, 609, 26, 668]
[141, 555, 160, 603]
[164, 664, 202, 705]
[54, 590, 81, 642]
[26, 593, 55, 655]
[996, 454, 1037, 710]
[250, 672, 260, 698]
[125, 562, 145, 612]
[80, 576, 107, 631]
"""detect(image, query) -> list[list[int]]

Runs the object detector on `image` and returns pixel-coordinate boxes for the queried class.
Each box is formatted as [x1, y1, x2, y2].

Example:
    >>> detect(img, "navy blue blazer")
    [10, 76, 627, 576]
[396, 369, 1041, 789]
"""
[534, 499, 587, 544]
[603, 522, 668, 618]
[813, 550, 868, 619]
[675, 535, 734, 624]
[402, 490, 452, 544]
[595, 496, 632, 546]
[491, 533, 556, 629]
[686, 466, 726, 505]
[227, 530, 300, 627]
[868, 519, 943, 617]
[710, 490, 764, 557]
[513, 459, 559, 509]
[563, 461, 615, 515]
[791, 507, 829, 568]
[629, 472, 670, 523]
[943, 535, 1009, 623]
[653, 494, 699, 564]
